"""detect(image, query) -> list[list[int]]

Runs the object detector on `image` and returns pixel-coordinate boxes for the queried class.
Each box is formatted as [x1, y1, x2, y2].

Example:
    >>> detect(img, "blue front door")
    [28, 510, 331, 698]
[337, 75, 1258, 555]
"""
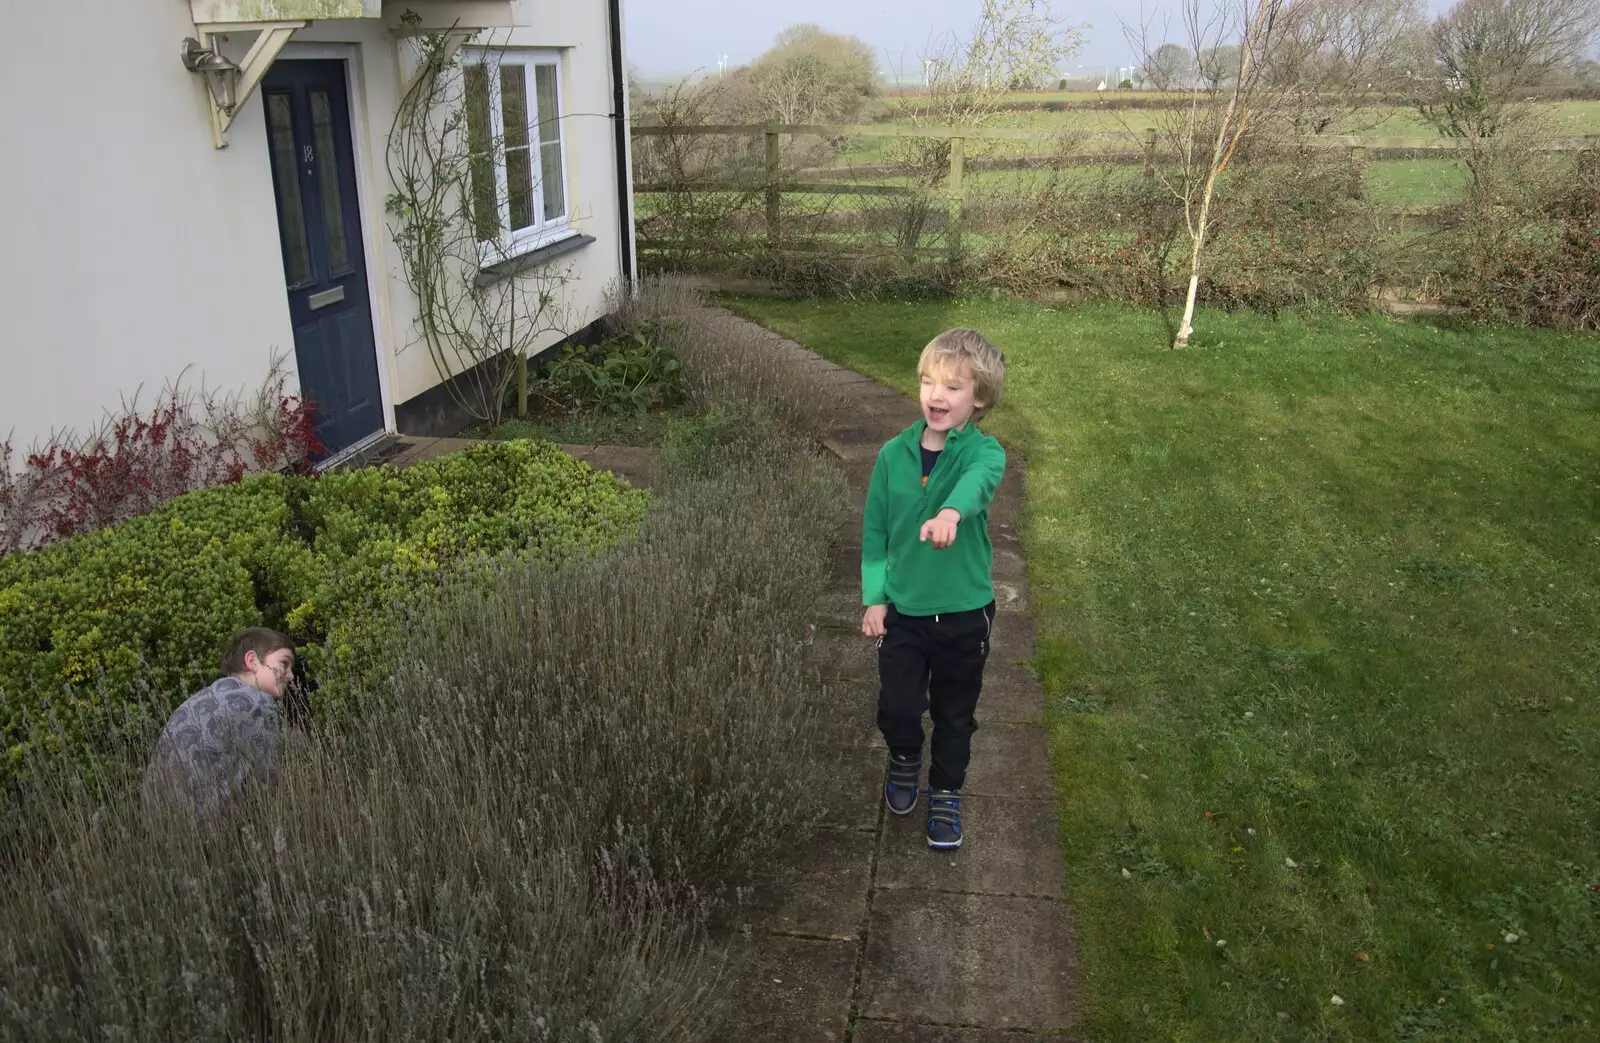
[262, 59, 383, 458]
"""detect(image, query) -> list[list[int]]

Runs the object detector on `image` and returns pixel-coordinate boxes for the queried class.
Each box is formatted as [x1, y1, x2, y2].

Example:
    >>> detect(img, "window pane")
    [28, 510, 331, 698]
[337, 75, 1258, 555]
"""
[540, 142, 565, 220]
[505, 148, 534, 230]
[534, 65, 565, 221]
[464, 64, 499, 242]
[534, 65, 559, 146]
[309, 90, 350, 273]
[500, 66, 534, 231]
[266, 92, 311, 285]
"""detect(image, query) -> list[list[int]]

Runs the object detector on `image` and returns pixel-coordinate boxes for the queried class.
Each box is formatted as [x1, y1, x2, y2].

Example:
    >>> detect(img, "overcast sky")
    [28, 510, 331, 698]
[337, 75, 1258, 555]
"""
[625, 0, 1456, 80]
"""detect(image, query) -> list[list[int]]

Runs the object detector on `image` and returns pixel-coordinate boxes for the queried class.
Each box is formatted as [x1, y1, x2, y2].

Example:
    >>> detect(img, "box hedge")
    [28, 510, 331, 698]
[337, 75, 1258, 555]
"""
[0, 440, 648, 786]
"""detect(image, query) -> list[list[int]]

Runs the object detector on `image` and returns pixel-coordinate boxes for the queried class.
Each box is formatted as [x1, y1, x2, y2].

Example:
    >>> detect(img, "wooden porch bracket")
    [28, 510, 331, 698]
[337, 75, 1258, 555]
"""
[192, 21, 308, 149]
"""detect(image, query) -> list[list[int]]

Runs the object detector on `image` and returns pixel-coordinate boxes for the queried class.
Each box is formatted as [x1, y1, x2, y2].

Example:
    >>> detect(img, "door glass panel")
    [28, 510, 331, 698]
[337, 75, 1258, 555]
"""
[464, 64, 499, 241]
[535, 65, 565, 220]
[500, 65, 534, 231]
[266, 92, 312, 285]
[309, 89, 350, 273]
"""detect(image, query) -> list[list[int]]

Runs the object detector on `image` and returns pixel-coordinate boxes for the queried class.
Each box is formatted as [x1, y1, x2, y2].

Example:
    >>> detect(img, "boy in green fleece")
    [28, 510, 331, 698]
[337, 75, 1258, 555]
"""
[862, 329, 1007, 850]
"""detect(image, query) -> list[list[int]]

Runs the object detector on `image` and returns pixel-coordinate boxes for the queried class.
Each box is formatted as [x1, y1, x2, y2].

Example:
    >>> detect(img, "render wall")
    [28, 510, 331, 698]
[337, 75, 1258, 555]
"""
[0, 0, 631, 453]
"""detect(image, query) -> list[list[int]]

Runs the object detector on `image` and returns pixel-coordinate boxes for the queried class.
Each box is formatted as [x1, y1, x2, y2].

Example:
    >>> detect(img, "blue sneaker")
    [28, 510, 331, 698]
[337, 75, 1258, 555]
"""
[884, 753, 920, 815]
[927, 789, 962, 849]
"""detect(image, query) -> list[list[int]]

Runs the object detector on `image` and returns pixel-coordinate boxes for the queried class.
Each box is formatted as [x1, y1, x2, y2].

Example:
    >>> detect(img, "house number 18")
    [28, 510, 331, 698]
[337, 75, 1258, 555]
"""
[303, 145, 315, 164]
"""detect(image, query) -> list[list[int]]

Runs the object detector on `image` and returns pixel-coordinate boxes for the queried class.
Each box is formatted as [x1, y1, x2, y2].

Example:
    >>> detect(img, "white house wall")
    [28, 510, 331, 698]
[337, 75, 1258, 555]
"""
[374, 0, 634, 409]
[1, 1, 296, 453]
[0, 0, 630, 454]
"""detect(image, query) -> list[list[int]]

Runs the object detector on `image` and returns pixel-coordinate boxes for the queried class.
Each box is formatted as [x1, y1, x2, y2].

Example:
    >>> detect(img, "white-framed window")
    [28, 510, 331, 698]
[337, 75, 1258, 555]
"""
[463, 49, 570, 262]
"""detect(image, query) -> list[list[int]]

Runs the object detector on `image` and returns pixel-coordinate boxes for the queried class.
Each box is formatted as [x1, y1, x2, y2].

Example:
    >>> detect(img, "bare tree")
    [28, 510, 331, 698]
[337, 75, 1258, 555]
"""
[1199, 43, 1242, 87]
[1416, 0, 1600, 140]
[1149, 42, 1197, 89]
[725, 25, 880, 125]
[1269, 0, 1427, 133]
[1128, 0, 1308, 348]
[886, 0, 1086, 251]
[907, 0, 1086, 128]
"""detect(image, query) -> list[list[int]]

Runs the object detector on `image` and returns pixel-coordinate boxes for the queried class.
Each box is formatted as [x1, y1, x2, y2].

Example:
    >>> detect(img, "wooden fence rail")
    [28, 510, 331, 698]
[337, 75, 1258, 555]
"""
[631, 123, 1600, 261]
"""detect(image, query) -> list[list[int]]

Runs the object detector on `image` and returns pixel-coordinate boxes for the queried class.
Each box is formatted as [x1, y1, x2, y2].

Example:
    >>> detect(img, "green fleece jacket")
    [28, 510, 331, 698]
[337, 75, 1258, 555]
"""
[861, 419, 1007, 616]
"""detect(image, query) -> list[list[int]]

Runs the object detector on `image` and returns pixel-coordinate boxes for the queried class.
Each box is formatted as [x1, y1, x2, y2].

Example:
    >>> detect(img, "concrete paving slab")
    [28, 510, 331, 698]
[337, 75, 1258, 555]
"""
[860, 890, 1076, 1030]
[812, 585, 868, 628]
[991, 580, 1029, 613]
[854, 1022, 1080, 1043]
[971, 663, 1045, 724]
[991, 544, 1026, 582]
[387, 436, 480, 467]
[818, 746, 886, 832]
[555, 443, 657, 487]
[746, 829, 875, 940]
[691, 308, 1075, 1038]
[829, 542, 866, 583]
[811, 683, 880, 749]
[990, 611, 1037, 665]
[963, 724, 1055, 801]
[807, 627, 879, 684]
[875, 796, 1065, 899]
[709, 933, 857, 1043]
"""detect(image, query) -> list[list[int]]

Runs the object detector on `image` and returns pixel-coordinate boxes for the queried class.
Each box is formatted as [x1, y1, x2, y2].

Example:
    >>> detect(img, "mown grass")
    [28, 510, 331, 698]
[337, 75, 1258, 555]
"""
[721, 294, 1600, 1042]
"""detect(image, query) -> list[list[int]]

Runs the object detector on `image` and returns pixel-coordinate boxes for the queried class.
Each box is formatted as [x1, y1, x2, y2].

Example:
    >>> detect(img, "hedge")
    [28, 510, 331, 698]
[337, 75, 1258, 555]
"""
[0, 440, 649, 786]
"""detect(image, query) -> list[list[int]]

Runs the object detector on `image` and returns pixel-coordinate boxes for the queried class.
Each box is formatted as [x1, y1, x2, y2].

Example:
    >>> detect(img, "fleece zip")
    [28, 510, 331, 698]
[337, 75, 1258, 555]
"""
[861, 419, 1006, 616]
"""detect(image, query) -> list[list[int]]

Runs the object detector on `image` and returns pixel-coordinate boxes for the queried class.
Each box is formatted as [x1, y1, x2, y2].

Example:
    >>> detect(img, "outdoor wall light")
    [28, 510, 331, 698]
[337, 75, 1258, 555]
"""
[181, 37, 242, 114]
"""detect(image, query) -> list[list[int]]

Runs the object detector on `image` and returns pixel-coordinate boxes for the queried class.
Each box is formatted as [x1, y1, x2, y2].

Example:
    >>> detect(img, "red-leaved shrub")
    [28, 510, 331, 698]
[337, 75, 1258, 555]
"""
[0, 355, 319, 557]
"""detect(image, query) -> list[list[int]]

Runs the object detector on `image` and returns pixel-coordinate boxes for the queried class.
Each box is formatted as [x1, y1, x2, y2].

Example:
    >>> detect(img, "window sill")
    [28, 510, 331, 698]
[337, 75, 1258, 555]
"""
[476, 233, 595, 287]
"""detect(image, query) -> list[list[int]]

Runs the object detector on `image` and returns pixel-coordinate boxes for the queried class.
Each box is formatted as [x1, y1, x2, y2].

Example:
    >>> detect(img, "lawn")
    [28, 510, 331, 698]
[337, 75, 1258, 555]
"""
[722, 295, 1600, 1041]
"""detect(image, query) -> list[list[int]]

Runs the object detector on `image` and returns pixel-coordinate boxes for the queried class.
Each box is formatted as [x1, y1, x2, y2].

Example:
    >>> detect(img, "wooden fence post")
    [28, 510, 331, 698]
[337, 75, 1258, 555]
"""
[765, 126, 780, 246]
[947, 135, 966, 262]
[1348, 145, 1366, 201]
[517, 352, 528, 418]
[1143, 127, 1157, 187]
[1580, 134, 1600, 184]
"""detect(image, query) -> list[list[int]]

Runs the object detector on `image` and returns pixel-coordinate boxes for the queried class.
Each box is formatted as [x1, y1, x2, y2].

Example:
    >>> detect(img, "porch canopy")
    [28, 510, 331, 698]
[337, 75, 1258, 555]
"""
[187, 1, 514, 146]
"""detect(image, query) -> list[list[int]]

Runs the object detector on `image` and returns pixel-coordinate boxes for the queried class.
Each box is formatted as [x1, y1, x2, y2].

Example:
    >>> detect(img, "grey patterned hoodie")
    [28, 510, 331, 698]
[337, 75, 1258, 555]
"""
[141, 676, 283, 816]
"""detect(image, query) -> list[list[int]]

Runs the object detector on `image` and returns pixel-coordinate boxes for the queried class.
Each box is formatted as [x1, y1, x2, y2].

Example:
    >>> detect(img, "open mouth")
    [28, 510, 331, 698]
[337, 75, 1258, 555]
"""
[927, 406, 949, 422]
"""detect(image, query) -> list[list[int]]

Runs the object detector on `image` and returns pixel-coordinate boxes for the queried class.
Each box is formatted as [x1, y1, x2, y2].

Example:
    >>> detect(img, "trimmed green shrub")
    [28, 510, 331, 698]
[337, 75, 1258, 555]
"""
[1, 441, 648, 790]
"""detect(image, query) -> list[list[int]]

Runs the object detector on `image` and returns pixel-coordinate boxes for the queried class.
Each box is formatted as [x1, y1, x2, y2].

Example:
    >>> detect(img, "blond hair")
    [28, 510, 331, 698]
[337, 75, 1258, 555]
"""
[917, 328, 1006, 420]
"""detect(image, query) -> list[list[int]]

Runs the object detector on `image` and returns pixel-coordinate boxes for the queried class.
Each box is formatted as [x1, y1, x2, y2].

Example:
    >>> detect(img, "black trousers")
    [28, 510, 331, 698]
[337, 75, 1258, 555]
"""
[876, 602, 995, 792]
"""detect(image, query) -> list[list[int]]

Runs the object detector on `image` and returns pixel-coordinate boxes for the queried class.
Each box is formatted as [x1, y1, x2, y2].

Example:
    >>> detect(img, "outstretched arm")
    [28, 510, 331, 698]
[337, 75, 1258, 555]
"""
[940, 440, 1006, 522]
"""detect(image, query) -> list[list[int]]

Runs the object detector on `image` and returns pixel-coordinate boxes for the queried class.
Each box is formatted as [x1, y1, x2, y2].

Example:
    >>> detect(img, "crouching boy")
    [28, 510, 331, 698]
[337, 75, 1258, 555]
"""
[861, 329, 1006, 850]
[142, 627, 297, 817]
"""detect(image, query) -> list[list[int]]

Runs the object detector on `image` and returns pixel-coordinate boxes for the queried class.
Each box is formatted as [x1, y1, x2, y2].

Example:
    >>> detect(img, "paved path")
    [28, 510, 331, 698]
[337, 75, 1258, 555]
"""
[368, 318, 1078, 1040]
[705, 310, 1080, 1042]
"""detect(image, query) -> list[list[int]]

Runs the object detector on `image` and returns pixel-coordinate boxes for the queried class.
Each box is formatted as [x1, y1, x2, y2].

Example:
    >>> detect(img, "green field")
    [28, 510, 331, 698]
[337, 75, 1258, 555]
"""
[722, 295, 1600, 1042]
[884, 92, 1600, 137]
[639, 101, 1596, 209]
[811, 99, 1600, 205]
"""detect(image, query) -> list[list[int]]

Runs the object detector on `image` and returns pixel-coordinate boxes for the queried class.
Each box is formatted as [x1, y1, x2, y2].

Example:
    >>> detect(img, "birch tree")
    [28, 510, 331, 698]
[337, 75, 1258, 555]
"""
[1127, 0, 1294, 348]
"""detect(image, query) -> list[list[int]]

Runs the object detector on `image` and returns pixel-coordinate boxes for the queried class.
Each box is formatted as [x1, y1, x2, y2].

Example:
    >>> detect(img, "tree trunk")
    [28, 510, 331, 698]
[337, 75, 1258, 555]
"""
[1175, 166, 1219, 349]
[1174, 215, 1207, 348]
